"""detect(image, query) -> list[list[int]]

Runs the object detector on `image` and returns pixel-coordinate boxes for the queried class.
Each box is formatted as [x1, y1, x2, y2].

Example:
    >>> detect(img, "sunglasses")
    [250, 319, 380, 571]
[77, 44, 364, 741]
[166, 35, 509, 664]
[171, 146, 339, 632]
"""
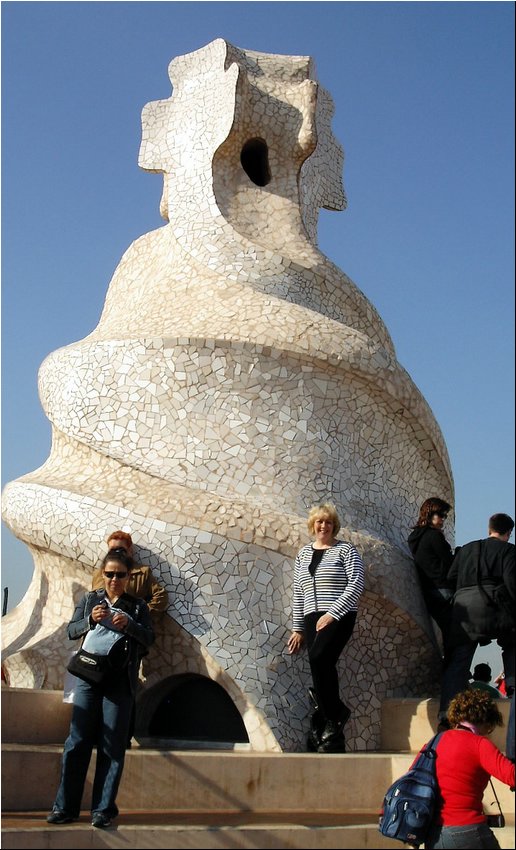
[435, 511, 448, 519]
[103, 571, 128, 579]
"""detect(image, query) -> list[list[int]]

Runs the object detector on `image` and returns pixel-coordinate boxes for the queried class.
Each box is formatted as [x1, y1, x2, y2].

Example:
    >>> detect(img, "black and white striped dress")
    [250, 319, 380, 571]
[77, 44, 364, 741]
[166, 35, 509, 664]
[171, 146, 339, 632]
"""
[292, 541, 364, 631]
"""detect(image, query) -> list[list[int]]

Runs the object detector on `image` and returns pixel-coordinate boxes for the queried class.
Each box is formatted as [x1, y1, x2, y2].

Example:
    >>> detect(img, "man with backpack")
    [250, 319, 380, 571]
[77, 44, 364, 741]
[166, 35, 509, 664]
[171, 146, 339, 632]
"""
[438, 513, 514, 732]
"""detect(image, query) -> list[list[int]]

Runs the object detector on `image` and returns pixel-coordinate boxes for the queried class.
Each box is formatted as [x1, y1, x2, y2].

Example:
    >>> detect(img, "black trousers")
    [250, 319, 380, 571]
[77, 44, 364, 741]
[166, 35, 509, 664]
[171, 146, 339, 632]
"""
[422, 586, 453, 657]
[304, 610, 357, 721]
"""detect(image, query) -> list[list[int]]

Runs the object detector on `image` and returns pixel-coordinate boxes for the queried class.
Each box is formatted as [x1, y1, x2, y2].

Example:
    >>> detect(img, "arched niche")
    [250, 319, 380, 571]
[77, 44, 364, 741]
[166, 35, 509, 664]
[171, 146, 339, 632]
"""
[135, 673, 250, 749]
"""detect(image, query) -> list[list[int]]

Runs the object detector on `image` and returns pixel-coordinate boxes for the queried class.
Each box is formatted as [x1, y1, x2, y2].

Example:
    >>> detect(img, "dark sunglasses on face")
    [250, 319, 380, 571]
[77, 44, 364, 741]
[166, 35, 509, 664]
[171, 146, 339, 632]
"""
[103, 571, 128, 579]
[435, 511, 448, 519]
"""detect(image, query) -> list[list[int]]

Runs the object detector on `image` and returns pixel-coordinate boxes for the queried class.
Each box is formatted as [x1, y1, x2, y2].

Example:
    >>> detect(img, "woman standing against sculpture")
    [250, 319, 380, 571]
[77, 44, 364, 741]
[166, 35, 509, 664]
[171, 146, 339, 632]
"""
[287, 503, 364, 752]
[408, 497, 454, 654]
[47, 550, 154, 829]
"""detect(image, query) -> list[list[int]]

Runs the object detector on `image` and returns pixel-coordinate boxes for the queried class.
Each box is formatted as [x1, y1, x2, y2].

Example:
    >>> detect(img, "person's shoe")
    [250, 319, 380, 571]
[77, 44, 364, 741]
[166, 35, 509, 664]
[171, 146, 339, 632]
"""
[320, 705, 351, 744]
[46, 810, 74, 824]
[91, 813, 112, 829]
[320, 718, 343, 743]
[318, 734, 346, 753]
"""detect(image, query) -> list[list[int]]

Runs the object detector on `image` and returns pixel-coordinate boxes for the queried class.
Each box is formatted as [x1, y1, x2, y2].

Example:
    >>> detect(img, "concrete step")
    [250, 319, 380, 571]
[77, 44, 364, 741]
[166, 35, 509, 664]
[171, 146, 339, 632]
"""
[3, 743, 514, 818]
[0, 745, 403, 812]
[2, 687, 72, 744]
[1, 810, 515, 850]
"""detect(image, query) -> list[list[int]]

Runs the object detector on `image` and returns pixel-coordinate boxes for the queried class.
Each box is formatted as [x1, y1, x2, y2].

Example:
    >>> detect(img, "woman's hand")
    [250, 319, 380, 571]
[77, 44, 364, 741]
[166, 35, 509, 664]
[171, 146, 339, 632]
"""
[90, 605, 128, 630]
[316, 613, 336, 631]
[91, 604, 109, 623]
[111, 612, 129, 631]
[287, 631, 304, 654]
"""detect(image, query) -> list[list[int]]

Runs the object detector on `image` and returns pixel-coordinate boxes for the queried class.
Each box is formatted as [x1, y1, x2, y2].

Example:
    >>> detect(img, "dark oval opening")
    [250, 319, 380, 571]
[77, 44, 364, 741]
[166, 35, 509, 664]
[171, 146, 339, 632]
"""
[240, 138, 271, 187]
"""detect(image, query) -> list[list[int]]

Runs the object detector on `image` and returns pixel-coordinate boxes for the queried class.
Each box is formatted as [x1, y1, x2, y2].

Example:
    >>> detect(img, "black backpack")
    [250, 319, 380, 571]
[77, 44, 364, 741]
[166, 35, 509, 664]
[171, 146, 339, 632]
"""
[378, 732, 443, 846]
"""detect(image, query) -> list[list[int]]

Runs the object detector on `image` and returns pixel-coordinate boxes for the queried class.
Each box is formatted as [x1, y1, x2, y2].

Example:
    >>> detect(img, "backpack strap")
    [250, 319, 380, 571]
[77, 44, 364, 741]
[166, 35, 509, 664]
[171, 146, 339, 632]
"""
[413, 731, 444, 769]
[421, 731, 444, 751]
[474, 540, 500, 609]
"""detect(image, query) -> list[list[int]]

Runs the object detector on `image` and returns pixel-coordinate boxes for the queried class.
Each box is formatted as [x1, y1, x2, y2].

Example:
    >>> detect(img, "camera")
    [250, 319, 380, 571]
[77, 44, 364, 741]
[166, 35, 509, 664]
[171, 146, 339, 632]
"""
[487, 814, 505, 829]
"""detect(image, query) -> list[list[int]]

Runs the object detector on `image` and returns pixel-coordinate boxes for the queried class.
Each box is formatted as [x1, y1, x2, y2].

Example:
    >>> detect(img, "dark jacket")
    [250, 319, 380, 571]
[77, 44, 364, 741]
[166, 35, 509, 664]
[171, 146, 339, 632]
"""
[68, 589, 155, 692]
[448, 537, 515, 645]
[407, 526, 454, 594]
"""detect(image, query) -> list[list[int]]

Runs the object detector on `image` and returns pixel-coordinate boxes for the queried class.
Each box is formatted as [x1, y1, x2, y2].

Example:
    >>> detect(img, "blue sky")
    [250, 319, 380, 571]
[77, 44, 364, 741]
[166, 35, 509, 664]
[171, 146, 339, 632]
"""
[1, 1, 514, 672]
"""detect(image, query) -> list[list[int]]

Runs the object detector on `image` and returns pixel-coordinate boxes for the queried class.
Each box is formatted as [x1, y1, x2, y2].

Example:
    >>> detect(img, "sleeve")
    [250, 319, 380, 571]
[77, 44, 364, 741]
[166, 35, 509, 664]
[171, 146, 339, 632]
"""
[447, 547, 463, 587]
[418, 529, 454, 585]
[435, 533, 454, 583]
[327, 544, 365, 621]
[478, 737, 515, 787]
[502, 545, 515, 604]
[67, 592, 96, 641]
[145, 573, 168, 613]
[292, 553, 305, 632]
[125, 599, 155, 650]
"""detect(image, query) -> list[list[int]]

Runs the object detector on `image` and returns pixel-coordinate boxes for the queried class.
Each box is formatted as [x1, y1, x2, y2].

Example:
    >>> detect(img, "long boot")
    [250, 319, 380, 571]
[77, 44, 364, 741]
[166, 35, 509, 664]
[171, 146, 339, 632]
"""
[306, 688, 324, 752]
[317, 701, 350, 753]
[317, 729, 346, 753]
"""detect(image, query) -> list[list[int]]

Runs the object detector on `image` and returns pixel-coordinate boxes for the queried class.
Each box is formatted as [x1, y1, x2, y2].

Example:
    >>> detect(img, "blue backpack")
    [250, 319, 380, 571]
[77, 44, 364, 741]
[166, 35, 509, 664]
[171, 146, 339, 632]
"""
[378, 732, 444, 846]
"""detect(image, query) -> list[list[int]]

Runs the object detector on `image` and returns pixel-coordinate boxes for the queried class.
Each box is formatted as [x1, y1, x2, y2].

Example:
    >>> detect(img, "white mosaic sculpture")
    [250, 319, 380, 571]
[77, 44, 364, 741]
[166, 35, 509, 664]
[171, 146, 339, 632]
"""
[2, 39, 453, 751]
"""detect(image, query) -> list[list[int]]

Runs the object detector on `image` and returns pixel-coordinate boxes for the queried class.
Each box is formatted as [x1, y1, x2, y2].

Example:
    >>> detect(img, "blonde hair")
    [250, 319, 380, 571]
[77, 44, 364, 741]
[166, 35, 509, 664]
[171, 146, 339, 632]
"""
[307, 503, 341, 537]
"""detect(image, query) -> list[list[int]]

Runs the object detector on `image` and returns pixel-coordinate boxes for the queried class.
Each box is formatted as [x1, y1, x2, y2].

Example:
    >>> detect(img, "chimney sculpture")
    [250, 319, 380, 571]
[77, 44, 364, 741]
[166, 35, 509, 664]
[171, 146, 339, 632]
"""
[2, 40, 452, 751]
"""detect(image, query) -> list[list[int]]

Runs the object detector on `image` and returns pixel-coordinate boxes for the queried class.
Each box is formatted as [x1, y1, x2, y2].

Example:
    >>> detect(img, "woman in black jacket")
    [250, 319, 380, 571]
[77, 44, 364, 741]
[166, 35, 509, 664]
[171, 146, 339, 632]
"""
[47, 550, 154, 830]
[408, 497, 454, 655]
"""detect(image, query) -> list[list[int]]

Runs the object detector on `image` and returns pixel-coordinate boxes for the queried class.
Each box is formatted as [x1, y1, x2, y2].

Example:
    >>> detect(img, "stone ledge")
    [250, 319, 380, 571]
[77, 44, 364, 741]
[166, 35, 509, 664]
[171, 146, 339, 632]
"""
[2, 814, 515, 850]
[380, 697, 510, 752]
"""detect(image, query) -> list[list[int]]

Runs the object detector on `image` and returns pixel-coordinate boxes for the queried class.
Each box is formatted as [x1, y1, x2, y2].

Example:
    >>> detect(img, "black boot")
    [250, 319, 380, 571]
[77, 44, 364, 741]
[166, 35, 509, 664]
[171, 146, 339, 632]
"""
[319, 703, 351, 748]
[306, 688, 324, 751]
[308, 687, 319, 711]
[307, 709, 325, 751]
[317, 730, 346, 753]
